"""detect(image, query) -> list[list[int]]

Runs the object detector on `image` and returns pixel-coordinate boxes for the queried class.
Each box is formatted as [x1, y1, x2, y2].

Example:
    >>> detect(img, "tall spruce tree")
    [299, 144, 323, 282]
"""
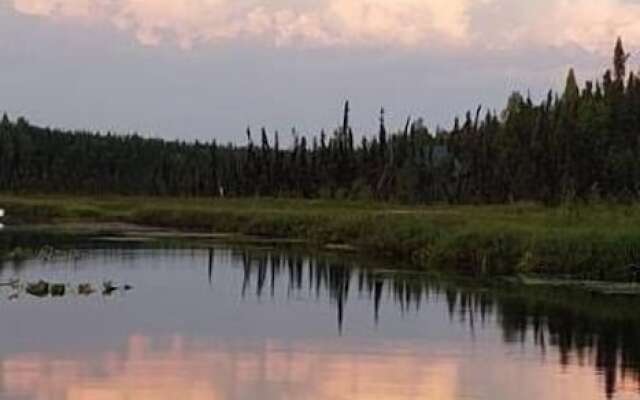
[614, 37, 629, 84]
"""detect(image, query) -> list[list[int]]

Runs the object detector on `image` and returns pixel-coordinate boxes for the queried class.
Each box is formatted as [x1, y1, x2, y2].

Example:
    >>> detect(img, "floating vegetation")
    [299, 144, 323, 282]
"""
[0, 279, 19, 289]
[1, 244, 84, 263]
[506, 275, 640, 296]
[3, 247, 34, 261]
[36, 245, 83, 261]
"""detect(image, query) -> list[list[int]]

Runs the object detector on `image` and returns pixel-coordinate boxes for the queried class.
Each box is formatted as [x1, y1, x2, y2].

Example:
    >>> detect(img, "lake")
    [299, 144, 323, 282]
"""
[0, 226, 638, 400]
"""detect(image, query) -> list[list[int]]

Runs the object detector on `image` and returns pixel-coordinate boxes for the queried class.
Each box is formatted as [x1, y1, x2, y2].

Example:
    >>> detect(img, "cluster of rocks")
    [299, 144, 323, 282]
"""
[25, 280, 65, 297]
[3, 279, 133, 299]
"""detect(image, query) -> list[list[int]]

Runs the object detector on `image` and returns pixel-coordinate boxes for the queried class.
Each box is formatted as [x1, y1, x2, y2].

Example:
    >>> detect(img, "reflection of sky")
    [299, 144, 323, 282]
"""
[0, 1, 636, 141]
[2, 334, 638, 400]
[0, 248, 638, 399]
[2, 336, 458, 400]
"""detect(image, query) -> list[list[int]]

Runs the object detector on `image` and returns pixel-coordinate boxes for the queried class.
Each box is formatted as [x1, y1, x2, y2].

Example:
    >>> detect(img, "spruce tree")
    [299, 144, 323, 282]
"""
[614, 37, 629, 84]
[564, 68, 579, 103]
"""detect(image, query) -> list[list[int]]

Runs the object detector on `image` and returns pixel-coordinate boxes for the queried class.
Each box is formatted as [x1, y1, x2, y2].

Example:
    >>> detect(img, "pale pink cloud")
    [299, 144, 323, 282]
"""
[529, 0, 640, 52]
[13, 0, 95, 19]
[10, 0, 640, 52]
[11, 0, 474, 49]
[482, 0, 640, 53]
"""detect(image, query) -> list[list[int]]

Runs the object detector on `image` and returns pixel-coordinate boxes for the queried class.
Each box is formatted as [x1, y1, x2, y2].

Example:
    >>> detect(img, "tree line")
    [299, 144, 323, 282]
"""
[2, 38, 640, 204]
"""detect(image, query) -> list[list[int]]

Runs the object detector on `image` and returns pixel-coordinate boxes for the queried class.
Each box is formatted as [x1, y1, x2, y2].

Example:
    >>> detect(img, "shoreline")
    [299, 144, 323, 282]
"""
[3, 195, 640, 281]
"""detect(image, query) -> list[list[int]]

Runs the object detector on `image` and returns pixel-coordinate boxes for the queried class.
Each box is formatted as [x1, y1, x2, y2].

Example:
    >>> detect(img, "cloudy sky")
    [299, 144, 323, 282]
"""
[1, 0, 639, 143]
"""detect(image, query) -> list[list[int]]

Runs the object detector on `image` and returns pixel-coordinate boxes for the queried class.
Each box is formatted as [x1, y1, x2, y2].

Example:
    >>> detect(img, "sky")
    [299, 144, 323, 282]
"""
[1, 0, 639, 143]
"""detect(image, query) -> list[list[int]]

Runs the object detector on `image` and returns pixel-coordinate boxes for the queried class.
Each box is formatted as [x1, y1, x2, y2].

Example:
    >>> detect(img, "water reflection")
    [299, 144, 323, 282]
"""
[2, 335, 466, 400]
[2, 333, 636, 400]
[0, 241, 638, 399]
[220, 248, 640, 399]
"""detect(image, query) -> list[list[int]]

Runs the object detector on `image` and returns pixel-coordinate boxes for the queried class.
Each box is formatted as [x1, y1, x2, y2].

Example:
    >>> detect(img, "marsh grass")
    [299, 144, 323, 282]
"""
[3, 195, 640, 279]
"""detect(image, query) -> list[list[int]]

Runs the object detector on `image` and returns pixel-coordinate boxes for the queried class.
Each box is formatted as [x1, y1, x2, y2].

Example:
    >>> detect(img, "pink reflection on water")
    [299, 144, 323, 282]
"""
[2, 334, 639, 400]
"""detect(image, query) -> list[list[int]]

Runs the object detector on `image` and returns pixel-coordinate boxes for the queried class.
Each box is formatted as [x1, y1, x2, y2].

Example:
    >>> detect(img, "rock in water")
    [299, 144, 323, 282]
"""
[103, 281, 118, 295]
[26, 281, 49, 297]
[50, 284, 66, 297]
[78, 283, 95, 296]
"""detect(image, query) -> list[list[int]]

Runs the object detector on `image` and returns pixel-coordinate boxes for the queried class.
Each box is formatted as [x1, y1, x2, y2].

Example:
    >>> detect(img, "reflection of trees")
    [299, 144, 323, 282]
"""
[231, 249, 640, 399]
[495, 290, 640, 399]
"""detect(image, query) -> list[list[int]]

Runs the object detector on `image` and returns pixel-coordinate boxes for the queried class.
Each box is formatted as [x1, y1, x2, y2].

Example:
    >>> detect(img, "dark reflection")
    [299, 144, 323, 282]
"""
[208, 248, 214, 285]
[494, 290, 640, 400]
[229, 248, 640, 399]
[236, 250, 354, 333]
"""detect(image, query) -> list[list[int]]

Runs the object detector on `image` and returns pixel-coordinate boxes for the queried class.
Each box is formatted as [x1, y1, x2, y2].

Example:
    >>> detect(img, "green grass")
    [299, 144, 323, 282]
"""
[3, 194, 640, 279]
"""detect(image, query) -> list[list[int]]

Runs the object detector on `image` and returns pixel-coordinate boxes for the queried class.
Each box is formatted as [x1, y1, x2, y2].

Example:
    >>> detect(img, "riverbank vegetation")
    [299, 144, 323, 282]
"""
[3, 195, 640, 280]
[3, 39, 640, 279]
[1, 40, 640, 204]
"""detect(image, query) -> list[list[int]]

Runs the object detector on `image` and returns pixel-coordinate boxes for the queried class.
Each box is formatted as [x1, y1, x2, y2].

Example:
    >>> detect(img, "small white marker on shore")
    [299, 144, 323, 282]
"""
[0, 209, 4, 218]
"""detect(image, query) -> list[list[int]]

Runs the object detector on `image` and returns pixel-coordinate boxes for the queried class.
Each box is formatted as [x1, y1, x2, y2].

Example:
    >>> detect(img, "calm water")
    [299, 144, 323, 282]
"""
[0, 228, 639, 400]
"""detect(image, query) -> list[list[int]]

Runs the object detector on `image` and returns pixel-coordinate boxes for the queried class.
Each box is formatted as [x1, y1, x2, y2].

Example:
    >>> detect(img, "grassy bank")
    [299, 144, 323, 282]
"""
[3, 195, 640, 280]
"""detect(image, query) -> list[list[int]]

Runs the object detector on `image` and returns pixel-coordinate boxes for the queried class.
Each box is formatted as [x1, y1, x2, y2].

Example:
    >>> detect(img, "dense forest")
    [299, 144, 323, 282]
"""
[2, 39, 640, 204]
